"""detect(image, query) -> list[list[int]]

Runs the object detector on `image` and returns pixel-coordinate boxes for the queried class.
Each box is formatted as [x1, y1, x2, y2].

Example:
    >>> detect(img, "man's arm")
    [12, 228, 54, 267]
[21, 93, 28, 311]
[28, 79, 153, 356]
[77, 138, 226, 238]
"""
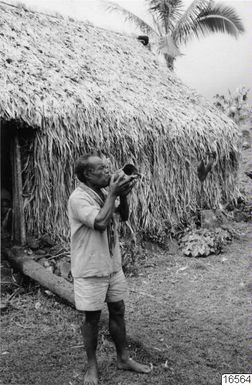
[94, 192, 117, 231]
[117, 195, 129, 222]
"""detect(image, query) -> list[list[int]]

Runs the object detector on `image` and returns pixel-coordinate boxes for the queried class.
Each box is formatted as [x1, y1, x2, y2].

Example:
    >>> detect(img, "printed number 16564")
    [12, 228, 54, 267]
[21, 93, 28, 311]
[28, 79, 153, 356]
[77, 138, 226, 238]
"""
[222, 374, 251, 384]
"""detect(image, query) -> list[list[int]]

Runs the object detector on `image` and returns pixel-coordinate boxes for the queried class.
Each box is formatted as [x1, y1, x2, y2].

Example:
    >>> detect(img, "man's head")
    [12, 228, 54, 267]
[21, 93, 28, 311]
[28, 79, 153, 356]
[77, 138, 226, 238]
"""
[75, 154, 110, 188]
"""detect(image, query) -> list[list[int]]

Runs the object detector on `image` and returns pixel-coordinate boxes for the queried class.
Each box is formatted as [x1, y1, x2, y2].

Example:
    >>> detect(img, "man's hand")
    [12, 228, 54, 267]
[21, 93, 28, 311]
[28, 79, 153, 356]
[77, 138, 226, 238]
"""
[94, 172, 137, 231]
[119, 177, 137, 197]
[109, 173, 138, 197]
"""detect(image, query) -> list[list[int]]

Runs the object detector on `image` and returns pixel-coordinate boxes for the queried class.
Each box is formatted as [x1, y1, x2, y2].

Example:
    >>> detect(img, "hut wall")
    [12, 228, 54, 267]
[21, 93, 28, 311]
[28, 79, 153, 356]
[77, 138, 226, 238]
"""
[21, 111, 241, 242]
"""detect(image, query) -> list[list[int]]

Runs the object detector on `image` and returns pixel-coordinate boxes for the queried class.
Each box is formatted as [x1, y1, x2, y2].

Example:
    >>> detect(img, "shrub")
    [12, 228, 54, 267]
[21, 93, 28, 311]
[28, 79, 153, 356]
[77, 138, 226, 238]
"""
[179, 227, 232, 258]
[213, 87, 251, 125]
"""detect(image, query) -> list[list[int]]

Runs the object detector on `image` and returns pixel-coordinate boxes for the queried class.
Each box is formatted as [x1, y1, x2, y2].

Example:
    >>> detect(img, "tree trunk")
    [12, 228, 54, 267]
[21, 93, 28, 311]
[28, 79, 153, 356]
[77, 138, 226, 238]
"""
[4, 247, 75, 306]
[164, 54, 175, 71]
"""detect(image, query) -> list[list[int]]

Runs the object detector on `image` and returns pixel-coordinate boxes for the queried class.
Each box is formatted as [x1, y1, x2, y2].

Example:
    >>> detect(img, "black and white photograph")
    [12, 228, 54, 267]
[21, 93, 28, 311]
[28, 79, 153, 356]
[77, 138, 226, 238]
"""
[0, 0, 251, 384]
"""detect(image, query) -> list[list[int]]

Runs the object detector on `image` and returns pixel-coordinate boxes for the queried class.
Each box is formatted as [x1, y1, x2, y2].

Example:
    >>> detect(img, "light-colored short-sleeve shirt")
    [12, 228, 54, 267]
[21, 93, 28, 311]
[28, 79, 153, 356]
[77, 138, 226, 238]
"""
[68, 184, 121, 278]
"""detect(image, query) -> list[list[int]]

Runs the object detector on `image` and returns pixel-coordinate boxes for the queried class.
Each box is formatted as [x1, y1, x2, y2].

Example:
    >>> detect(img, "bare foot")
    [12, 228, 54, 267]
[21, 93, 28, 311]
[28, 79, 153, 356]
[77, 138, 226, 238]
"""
[117, 357, 152, 373]
[83, 365, 98, 385]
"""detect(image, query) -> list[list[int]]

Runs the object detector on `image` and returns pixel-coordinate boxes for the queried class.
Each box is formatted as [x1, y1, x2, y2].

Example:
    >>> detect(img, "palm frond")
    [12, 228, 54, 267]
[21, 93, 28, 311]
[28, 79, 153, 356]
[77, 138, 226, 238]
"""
[197, 4, 245, 37]
[148, 0, 183, 33]
[172, 0, 211, 43]
[103, 0, 157, 36]
[151, 14, 164, 36]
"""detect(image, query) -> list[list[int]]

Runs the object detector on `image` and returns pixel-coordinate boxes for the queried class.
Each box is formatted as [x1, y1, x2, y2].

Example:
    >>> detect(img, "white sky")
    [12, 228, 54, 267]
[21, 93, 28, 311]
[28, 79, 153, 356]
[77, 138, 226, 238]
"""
[7, 0, 252, 103]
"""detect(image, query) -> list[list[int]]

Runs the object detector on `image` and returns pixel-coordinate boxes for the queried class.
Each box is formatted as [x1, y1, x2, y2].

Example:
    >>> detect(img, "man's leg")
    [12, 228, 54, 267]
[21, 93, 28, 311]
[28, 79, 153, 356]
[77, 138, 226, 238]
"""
[80, 310, 101, 385]
[107, 300, 151, 373]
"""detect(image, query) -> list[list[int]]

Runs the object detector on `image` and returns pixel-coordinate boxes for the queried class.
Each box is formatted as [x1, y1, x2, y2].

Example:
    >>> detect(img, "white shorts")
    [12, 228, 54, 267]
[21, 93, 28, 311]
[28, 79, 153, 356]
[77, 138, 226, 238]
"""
[73, 269, 128, 311]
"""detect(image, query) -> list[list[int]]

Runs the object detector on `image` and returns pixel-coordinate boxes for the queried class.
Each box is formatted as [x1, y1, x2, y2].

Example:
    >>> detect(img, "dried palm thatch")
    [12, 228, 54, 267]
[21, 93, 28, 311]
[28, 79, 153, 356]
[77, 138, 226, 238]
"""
[0, 2, 241, 241]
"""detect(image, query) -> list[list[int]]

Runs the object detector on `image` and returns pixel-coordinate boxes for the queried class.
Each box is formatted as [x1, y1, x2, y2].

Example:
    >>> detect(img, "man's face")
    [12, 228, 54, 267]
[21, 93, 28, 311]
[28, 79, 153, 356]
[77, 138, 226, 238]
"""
[86, 156, 110, 188]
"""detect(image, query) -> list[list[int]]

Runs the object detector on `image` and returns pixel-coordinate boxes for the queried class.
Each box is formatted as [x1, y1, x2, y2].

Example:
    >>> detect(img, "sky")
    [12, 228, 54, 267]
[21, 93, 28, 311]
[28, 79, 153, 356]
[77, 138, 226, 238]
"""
[6, 0, 252, 103]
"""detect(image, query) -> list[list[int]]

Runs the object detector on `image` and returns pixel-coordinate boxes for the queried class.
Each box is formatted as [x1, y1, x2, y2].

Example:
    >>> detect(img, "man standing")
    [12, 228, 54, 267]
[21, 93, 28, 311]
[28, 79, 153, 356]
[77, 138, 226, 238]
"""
[68, 154, 151, 385]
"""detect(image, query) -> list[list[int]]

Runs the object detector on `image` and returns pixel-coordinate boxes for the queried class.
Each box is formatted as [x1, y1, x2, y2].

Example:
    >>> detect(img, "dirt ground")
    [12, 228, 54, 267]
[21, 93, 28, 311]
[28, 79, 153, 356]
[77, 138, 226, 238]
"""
[1, 148, 251, 385]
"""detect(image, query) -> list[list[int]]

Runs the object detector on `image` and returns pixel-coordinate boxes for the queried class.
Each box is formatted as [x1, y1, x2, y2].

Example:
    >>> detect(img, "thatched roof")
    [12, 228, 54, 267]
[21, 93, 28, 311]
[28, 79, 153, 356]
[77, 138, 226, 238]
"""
[0, 2, 241, 240]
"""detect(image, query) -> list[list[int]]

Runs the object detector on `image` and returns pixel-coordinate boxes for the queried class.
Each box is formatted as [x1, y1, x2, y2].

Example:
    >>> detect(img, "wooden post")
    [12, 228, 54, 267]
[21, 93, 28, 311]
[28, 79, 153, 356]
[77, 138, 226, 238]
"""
[11, 133, 26, 245]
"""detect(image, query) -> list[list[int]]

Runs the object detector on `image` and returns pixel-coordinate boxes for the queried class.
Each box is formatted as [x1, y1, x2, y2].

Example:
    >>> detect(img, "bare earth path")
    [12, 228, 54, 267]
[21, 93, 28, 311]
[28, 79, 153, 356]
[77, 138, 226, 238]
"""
[1, 222, 251, 385]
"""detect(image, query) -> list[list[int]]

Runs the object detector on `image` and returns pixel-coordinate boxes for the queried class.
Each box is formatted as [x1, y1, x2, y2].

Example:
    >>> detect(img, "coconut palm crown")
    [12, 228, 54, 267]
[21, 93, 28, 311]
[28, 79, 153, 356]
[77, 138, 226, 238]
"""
[104, 0, 245, 70]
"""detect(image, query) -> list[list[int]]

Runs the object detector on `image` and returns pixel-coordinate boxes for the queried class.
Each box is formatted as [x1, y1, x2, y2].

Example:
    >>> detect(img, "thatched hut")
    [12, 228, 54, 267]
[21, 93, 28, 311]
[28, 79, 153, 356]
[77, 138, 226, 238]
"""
[0, 2, 240, 244]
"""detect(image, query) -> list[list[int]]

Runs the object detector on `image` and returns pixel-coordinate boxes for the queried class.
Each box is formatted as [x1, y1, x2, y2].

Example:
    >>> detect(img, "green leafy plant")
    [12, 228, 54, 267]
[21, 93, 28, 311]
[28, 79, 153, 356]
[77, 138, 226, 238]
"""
[213, 87, 251, 125]
[179, 227, 232, 257]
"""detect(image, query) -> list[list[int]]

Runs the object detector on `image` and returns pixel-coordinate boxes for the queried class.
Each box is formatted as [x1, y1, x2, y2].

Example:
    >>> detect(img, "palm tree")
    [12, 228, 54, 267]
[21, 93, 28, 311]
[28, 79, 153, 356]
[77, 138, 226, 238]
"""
[104, 0, 244, 70]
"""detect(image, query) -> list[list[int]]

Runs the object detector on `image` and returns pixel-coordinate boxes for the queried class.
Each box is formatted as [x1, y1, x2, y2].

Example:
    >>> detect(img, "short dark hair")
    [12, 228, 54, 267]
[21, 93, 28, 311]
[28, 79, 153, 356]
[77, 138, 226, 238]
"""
[74, 153, 96, 183]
